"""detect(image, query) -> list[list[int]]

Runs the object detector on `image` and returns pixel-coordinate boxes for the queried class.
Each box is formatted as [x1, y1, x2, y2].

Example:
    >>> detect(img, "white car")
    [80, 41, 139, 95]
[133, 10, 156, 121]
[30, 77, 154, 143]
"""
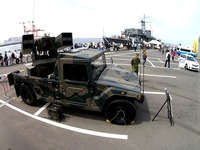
[179, 54, 199, 72]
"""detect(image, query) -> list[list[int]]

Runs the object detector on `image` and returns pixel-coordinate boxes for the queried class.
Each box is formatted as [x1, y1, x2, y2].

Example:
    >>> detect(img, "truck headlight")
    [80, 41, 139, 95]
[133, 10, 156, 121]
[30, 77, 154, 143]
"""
[137, 95, 141, 100]
[120, 91, 126, 95]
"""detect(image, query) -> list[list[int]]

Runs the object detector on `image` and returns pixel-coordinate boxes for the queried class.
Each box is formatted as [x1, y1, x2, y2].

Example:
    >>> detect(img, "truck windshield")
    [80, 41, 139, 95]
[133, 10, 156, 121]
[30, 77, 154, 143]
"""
[91, 55, 106, 80]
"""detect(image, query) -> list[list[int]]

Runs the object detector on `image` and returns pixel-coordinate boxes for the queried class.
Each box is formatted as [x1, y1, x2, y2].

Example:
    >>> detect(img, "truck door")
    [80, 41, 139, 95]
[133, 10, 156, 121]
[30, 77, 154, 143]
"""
[60, 63, 90, 107]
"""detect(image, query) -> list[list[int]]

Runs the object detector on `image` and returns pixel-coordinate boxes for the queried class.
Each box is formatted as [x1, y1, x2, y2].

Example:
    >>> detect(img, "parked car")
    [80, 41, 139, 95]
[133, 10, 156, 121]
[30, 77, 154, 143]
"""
[179, 54, 199, 71]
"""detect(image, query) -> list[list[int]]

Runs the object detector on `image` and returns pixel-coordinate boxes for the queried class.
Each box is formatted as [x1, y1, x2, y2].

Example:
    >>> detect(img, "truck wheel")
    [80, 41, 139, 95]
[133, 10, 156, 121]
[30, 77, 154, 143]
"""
[185, 64, 188, 70]
[20, 85, 37, 106]
[105, 100, 136, 125]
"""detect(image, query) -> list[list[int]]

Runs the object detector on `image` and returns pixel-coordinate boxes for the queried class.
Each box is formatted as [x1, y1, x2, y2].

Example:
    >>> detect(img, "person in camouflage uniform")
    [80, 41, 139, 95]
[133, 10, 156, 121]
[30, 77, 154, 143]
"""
[131, 53, 140, 75]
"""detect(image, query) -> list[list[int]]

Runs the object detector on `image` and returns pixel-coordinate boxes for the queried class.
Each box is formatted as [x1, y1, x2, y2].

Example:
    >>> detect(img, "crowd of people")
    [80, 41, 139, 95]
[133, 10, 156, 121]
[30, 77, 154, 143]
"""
[131, 49, 147, 75]
[164, 48, 176, 69]
[104, 42, 139, 51]
[74, 42, 105, 50]
[0, 50, 30, 67]
[130, 46, 177, 75]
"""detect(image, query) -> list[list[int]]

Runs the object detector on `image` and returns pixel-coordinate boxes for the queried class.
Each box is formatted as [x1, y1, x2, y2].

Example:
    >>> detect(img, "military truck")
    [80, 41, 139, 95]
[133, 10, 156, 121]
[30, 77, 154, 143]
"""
[7, 32, 144, 125]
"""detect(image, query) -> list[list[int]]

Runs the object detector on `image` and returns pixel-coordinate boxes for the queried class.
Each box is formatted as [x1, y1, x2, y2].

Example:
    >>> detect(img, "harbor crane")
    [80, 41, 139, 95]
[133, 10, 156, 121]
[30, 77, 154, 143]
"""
[19, 22, 31, 34]
[28, 21, 45, 38]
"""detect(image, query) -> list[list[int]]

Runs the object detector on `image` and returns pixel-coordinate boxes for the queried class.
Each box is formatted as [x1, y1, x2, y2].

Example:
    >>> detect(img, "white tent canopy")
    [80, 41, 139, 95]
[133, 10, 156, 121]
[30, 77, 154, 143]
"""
[143, 40, 148, 45]
[148, 40, 161, 45]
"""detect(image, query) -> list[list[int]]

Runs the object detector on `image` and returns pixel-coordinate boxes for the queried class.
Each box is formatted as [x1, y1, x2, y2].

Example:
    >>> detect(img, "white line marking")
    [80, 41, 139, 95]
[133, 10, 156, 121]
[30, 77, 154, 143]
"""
[147, 59, 155, 67]
[106, 58, 131, 61]
[139, 73, 176, 78]
[107, 63, 180, 72]
[146, 61, 177, 65]
[143, 91, 165, 95]
[106, 55, 133, 58]
[157, 58, 164, 63]
[105, 52, 115, 54]
[34, 102, 51, 116]
[148, 66, 180, 70]
[107, 63, 130, 66]
[106, 52, 134, 57]
[0, 99, 128, 140]
[0, 98, 15, 108]
[0, 100, 6, 107]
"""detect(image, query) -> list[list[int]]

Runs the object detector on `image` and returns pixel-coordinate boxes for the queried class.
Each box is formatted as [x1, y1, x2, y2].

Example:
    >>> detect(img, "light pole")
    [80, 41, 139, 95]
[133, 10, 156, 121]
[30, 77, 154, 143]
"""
[139, 45, 142, 86]
[140, 42, 145, 94]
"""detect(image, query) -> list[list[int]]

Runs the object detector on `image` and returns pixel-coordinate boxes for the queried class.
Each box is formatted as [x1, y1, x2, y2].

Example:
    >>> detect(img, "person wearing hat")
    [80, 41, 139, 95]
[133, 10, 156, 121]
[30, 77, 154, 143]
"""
[131, 53, 140, 75]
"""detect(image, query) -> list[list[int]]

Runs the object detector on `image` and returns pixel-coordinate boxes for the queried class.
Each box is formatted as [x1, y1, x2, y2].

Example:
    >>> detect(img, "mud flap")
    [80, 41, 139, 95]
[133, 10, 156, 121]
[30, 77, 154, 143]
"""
[7, 70, 20, 86]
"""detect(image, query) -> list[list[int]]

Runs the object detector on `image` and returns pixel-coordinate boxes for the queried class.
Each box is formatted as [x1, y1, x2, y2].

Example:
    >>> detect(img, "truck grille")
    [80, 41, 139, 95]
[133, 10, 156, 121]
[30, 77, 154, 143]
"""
[95, 84, 108, 94]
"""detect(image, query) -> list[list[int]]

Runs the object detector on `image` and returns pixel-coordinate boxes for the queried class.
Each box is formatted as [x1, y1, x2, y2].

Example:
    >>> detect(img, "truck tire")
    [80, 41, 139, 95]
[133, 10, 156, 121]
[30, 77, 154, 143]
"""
[185, 64, 188, 70]
[20, 85, 37, 106]
[105, 100, 136, 125]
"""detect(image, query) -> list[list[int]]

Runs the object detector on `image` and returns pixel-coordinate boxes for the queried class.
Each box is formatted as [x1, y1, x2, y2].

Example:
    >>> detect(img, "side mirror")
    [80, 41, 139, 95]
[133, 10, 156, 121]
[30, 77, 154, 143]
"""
[48, 73, 55, 79]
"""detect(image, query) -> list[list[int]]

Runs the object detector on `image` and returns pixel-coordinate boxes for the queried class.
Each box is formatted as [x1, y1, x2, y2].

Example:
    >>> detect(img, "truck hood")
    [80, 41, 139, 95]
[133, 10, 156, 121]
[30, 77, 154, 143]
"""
[96, 66, 141, 92]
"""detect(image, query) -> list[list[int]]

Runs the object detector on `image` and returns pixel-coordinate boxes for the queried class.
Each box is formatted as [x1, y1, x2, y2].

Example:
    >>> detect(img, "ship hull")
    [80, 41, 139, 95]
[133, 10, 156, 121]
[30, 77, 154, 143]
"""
[103, 37, 132, 45]
[0, 41, 21, 47]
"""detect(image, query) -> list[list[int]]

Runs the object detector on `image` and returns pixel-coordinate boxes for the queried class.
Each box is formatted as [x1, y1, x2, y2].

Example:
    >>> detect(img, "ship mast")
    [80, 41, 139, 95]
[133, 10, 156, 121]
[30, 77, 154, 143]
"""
[141, 14, 147, 33]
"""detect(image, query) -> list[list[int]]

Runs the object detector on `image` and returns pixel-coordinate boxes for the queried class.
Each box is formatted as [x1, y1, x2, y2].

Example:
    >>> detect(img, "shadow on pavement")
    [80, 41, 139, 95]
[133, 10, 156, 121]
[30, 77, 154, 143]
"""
[134, 95, 151, 125]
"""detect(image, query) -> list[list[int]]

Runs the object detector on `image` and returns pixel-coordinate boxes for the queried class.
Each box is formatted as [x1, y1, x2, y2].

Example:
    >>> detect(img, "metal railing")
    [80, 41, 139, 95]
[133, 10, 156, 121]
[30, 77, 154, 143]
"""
[0, 75, 15, 100]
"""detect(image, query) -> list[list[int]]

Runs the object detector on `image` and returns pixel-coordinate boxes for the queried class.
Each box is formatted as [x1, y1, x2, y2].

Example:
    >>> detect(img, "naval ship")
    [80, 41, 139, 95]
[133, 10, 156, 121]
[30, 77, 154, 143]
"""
[103, 15, 157, 45]
[0, 37, 22, 47]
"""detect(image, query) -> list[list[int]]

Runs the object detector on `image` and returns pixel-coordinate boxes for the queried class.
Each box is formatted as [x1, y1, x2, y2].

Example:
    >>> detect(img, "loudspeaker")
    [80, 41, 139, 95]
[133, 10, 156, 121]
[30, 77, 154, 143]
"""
[56, 32, 73, 50]
[22, 34, 34, 54]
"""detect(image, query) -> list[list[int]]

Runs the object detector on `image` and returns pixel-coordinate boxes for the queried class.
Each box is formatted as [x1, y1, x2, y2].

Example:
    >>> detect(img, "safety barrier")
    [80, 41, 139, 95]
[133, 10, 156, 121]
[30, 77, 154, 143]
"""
[0, 75, 15, 100]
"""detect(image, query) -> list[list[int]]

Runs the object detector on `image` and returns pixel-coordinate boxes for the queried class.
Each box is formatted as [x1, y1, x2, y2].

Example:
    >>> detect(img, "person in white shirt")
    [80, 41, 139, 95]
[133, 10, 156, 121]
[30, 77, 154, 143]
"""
[164, 51, 171, 69]
[7, 51, 12, 66]
[15, 50, 20, 64]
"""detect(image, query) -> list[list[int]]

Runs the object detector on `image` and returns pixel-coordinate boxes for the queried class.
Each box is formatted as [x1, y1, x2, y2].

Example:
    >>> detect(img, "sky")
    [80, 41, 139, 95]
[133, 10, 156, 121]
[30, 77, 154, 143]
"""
[0, 0, 200, 46]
